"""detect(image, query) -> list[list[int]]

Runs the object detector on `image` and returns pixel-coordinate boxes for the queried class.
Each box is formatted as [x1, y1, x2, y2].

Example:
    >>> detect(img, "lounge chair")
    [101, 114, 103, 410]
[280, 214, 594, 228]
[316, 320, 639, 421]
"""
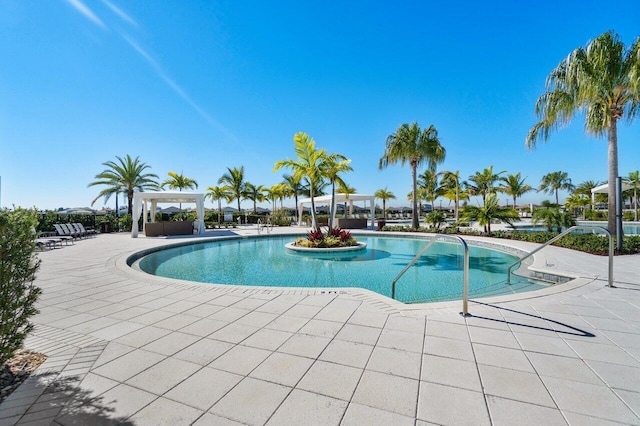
[62, 223, 82, 239]
[71, 223, 87, 238]
[53, 224, 77, 242]
[76, 223, 96, 237]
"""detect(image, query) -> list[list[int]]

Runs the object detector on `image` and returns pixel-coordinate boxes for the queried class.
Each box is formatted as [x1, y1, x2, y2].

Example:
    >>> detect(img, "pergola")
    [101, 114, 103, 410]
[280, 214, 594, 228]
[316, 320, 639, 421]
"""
[297, 193, 376, 228]
[131, 191, 205, 238]
[590, 182, 633, 205]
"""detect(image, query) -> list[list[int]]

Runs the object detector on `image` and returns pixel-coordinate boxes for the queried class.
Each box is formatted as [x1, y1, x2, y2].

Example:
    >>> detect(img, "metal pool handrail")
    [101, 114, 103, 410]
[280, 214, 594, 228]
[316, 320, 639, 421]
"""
[257, 219, 273, 234]
[506, 225, 613, 287]
[391, 235, 470, 316]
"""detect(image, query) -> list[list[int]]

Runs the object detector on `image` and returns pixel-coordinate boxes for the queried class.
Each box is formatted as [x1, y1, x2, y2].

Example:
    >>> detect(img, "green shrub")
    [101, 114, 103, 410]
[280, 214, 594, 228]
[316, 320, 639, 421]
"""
[623, 211, 635, 221]
[0, 208, 42, 365]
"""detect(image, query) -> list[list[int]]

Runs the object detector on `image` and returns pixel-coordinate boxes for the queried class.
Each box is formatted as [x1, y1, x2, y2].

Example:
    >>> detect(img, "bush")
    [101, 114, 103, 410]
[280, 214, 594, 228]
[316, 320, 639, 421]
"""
[0, 208, 42, 365]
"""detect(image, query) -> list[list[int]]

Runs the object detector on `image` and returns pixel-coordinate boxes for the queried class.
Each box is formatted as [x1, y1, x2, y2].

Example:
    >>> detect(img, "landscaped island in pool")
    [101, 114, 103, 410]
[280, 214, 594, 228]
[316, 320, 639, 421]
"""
[132, 235, 547, 304]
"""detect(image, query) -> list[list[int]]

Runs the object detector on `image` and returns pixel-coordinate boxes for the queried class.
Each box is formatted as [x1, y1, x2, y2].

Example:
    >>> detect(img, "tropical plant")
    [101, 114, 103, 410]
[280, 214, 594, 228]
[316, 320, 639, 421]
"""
[265, 184, 288, 213]
[466, 166, 505, 207]
[274, 132, 327, 228]
[244, 182, 267, 214]
[533, 207, 576, 233]
[282, 174, 304, 218]
[500, 173, 533, 208]
[526, 30, 640, 235]
[374, 187, 396, 220]
[0, 208, 42, 365]
[218, 166, 246, 214]
[88, 154, 159, 214]
[337, 182, 356, 217]
[425, 210, 446, 231]
[439, 170, 468, 222]
[625, 171, 640, 221]
[205, 186, 230, 224]
[462, 194, 520, 235]
[565, 193, 591, 219]
[418, 169, 442, 209]
[161, 171, 198, 213]
[320, 153, 353, 229]
[379, 122, 445, 229]
[538, 171, 575, 206]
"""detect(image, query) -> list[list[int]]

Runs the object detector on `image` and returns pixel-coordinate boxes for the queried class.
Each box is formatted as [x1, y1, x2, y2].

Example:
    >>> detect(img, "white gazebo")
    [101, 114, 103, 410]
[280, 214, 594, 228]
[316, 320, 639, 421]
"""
[297, 193, 376, 228]
[131, 191, 206, 238]
[590, 182, 633, 205]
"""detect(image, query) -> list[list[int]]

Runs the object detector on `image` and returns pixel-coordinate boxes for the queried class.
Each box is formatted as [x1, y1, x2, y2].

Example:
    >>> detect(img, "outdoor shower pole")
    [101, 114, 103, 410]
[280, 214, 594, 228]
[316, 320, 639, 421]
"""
[616, 177, 623, 252]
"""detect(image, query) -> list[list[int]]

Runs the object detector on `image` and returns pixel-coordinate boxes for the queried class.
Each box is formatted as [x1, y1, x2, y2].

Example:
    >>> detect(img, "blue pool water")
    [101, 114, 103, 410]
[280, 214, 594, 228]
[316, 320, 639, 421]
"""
[136, 235, 546, 304]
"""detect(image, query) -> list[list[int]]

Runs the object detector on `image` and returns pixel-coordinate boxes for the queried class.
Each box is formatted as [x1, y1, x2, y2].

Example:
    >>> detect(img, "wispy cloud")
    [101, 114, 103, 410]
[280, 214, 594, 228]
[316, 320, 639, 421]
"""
[64, 0, 106, 29]
[100, 0, 137, 27]
[122, 35, 233, 137]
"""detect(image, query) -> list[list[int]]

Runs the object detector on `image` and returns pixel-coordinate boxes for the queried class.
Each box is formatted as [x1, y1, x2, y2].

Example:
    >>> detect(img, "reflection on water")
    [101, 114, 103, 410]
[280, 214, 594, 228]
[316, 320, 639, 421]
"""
[286, 248, 391, 262]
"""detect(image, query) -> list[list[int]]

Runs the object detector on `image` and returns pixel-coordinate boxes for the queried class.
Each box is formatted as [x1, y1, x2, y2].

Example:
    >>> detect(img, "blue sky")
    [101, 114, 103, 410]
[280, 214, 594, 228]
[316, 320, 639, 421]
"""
[1, 0, 639, 211]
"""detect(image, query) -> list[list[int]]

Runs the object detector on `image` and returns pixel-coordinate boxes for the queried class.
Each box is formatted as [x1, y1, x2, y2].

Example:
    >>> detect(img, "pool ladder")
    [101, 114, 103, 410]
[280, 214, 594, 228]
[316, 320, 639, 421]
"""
[506, 225, 614, 287]
[257, 219, 272, 234]
[391, 235, 470, 316]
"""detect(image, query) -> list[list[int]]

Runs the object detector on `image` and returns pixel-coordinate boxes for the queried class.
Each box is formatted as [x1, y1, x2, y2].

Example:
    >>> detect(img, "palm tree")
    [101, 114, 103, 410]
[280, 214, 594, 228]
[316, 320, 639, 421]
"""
[244, 182, 267, 214]
[462, 194, 520, 235]
[274, 132, 327, 228]
[88, 154, 159, 215]
[379, 122, 446, 229]
[418, 169, 442, 211]
[565, 193, 591, 219]
[205, 186, 230, 224]
[161, 171, 198, 213]
[526, 31, 640, 235]
[466, 166, 505, 207]
[625, 171, 640, 221]
[538, 171, 575, 206]
[439, 171, 467, 222]
[374, 188, 396, 220]
[321, 153, 353, 229]
[265, 184, 287, 214]
[218, 166, 246, 213]
[337, 182, 356, 218]
[500, 173, 533, 208]
[533, 207, 576, 233]
[282, 174, 304, 218]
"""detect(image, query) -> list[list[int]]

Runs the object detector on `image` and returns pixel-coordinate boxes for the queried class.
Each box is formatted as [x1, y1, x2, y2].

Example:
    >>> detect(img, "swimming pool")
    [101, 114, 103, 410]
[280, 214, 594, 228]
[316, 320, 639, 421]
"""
[134, 235, 547, 304]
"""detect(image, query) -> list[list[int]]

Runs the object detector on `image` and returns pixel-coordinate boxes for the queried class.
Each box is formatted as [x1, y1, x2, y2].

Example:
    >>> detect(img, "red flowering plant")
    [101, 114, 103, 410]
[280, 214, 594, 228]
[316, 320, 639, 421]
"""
[295, 227, 357, 248]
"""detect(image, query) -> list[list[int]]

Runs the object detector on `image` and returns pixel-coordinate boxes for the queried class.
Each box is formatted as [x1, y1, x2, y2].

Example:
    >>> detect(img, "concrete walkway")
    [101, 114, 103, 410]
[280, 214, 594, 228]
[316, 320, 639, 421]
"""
[1, 228, 639, 425]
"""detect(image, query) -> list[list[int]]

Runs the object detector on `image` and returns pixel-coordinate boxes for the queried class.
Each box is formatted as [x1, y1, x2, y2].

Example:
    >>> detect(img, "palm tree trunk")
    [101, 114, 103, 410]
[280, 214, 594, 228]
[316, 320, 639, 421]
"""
[411, 165, 419, 229]
[329, 181, 335, 229]
[634, 188, 638, 221]
[608, 118, 618, 235]
[383, 200, 386, 220]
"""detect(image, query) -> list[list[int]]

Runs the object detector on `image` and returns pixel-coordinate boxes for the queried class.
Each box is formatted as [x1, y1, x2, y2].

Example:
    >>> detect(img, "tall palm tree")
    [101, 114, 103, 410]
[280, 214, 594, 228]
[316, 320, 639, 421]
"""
[161, 171, 198, 213]
[321, 153, 352, 229]
[439, 170, 467, 222]
[466, 166, 505, 207]
[88, 154, 159, 215]
[374, 188, 396, 220]
[574, 180, 602, 197]
[500, 173, 533, 208]
[244, 182, 267, 214]
[274, 132, 327, 228]
[538, 171, 575, 206]
[625, 171, 640, 221]
[205, 186, 230, 224]
[218, 166, 246, 213]
[526, 31, 640, 235]
[379, 122, 445, 229]
[265, 184, 287, 214]
[462, 194, 520, 235]
[282, 174, 304, 218]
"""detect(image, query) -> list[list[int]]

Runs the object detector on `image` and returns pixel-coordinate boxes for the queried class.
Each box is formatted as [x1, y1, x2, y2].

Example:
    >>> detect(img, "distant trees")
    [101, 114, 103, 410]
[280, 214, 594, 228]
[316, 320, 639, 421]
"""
[218, 166, 247, 213]
[205, 186, 230, 223]
[88, 154, 159, 215]
[462, 194, 520, 235]
[379, 122, 445, 229]
[538, 171, 575, 206]
[500, 173, 533, 208]
[374, 188, 396, 220]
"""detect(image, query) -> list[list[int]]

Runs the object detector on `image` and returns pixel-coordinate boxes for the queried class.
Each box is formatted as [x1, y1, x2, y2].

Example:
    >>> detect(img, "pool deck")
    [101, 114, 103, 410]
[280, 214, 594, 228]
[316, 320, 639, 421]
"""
[1, 227, 640, 425]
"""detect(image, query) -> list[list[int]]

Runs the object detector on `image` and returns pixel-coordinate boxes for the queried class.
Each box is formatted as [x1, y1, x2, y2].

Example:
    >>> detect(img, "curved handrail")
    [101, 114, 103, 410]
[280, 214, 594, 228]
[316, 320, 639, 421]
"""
[506, 225, 613, 287]
[257, 219, 263, 234]
[391, 235, 470, 316]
